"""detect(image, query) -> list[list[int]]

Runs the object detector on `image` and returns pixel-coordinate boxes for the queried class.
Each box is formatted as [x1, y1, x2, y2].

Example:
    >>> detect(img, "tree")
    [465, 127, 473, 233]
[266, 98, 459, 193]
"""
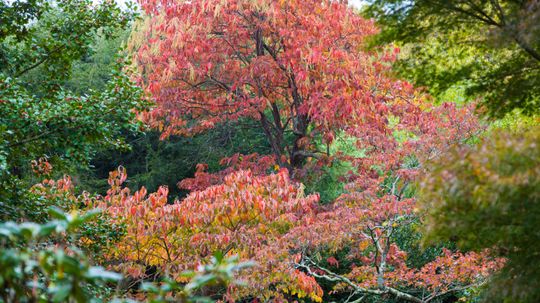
[419, 124, 540, 302]
[0, 0, 134, 91]
[125, 1, 502, 301]
[131, 0, 419, 173]
[0, 0, 149, 221]
[286, 103, 503, 303]
[63, 28, 132, 96]
[364, 0, 540, 117]
[0, 66, 148, 220]
[0, 0, 46, 41]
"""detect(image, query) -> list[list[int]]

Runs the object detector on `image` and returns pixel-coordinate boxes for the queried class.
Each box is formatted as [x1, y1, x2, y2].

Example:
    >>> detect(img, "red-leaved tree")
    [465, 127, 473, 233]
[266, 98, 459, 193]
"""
[132, 0, 419, 173]
[92, 102, 503, 302]
[118, 0, 504, 301]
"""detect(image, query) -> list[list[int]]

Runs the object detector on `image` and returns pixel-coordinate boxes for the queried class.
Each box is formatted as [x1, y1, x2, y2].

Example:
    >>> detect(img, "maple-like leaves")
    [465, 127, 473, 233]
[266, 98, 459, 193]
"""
[283, 103, 501, 302]
[95, 111, 500, 300]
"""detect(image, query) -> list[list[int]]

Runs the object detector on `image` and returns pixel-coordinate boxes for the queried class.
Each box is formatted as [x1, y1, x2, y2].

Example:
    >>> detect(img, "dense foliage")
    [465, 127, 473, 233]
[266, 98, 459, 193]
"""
[364, 0, 540, 117]
[0, 0, 538, 302]
[131, 0, 415, 173]
[0, 208, 122, 302]
[420, 124, 540, 302]
[0, 208, 252, 302]
[115, 1, 506, 302]
[94, 167, 321, 301]
[0, 0, 149, 221]
[0, 0, 133, 88]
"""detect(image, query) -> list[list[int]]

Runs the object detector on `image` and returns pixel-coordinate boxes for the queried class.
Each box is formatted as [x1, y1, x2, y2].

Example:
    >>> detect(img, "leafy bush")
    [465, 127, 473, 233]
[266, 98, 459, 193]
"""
[0, 208, 121, 302]
[420, 125, 540, 302]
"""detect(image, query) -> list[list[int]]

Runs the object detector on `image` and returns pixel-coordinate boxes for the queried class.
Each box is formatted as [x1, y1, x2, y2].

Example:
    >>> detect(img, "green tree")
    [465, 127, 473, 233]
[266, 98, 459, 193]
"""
[364, 0, 540, 117]
[0, 0, 134, 92]
[419, 124, 540, 302]
[63, 29, 132, 95]
[0, 65, 148, 220]
[0, 0, 149, 221]
[80, 119, 273, 199]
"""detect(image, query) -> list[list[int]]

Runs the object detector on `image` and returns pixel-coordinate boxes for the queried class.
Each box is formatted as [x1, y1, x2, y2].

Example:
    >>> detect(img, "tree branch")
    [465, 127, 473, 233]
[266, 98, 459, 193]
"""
[296, 255, 482, 303]
[14, 45, 65, 78]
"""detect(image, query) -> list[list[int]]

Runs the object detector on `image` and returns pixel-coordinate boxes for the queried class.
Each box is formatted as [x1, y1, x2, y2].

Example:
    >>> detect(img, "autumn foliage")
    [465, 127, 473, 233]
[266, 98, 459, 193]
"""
[83, 0, 507, 301]
[131, 0, 422, 171]
[3, 0, 528, 301]
[94, 120, 502, 301]
[91, 101, 501, 302]
[91, 166, 326, 300]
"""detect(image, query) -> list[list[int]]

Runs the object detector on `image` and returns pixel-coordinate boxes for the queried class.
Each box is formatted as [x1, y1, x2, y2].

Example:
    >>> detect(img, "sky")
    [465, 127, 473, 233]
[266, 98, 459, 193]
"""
[349, 0, 367, 9]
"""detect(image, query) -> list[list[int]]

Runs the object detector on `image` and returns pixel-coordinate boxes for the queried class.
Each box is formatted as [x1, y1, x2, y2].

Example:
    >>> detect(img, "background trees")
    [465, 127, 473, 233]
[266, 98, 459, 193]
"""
[0, 0, 132, 92]
[364, 0, 540, 117]
[419, 124, 540, 302]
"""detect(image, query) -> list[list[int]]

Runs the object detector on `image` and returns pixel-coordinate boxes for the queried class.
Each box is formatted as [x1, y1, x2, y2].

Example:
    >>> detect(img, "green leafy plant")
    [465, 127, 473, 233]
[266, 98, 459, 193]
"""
[0, 208, 121, 303]
[139, 253, 254, 303]
[364, 0, 540, 117]
[0, 207, 254, 303]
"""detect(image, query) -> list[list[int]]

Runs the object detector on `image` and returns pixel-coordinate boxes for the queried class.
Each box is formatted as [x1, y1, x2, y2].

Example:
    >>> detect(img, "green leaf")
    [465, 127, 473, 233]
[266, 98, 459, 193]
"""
[48, 207, 67, 220]
[86, 266, 122, 282]
[50, 282, 72, 302]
